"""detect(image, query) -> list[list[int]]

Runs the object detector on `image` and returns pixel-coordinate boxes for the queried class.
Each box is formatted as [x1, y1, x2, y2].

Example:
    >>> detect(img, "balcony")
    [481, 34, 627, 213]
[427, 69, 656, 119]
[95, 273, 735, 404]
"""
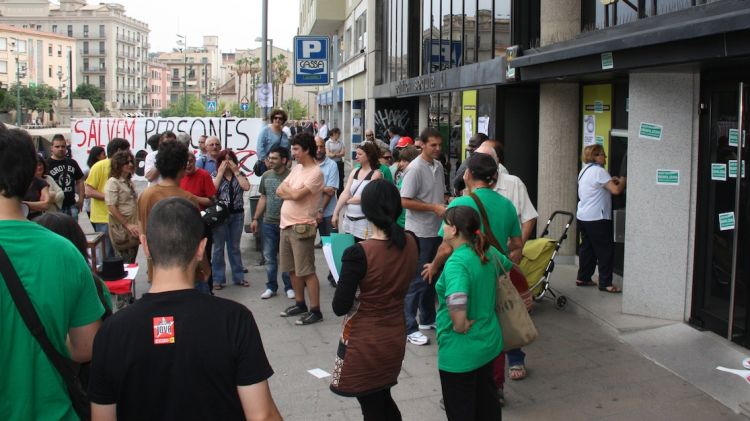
[82, 50, 106, 57]
[82, 67, 106, 74]
[117, 34, 138, 45]
[299, 0, 345, 35]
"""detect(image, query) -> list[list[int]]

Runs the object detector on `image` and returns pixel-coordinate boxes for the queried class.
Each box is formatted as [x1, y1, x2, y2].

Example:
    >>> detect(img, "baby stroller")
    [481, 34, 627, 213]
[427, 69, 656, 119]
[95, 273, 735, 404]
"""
[519, 211, 574, 310]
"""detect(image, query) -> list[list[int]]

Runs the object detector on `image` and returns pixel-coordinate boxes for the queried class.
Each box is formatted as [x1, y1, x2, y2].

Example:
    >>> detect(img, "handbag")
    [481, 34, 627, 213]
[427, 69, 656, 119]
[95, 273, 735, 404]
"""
[468, 192, 533, 309]
[0, 245, 91, 421]
[494, 255, 538, 350]
[201, 198, 230, 229]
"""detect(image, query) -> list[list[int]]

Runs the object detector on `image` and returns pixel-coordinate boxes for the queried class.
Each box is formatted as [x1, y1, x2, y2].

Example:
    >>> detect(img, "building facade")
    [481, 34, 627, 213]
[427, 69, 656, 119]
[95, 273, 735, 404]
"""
[0, 23, 76, 95]
[154, 36, 219, 108]
[146, 60, 169, 116]
[0, 0, 150, 115]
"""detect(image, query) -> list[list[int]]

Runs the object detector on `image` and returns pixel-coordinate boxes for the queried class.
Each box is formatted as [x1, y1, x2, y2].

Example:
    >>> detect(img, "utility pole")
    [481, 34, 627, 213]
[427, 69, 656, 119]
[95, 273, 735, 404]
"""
[261, 0, 268, 118]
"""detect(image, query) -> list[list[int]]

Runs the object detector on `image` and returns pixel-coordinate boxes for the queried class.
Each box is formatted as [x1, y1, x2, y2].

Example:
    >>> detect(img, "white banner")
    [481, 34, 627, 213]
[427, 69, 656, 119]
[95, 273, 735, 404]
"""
[70, 117, 266, 181]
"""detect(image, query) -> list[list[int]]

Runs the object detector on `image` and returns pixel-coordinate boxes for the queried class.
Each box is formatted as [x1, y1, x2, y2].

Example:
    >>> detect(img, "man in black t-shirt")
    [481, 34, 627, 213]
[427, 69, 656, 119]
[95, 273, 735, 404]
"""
[88, 197, 282, 421]
[46, 134, 84, 218]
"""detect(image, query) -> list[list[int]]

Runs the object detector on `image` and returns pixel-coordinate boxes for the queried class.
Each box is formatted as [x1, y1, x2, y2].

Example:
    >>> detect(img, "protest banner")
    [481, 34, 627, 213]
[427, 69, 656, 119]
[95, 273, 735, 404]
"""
[70, 117, 266, 181]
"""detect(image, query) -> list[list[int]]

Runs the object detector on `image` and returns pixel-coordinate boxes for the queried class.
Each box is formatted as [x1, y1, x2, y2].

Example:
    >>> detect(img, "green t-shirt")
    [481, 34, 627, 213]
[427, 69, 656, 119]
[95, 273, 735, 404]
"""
[0, 220, 105, 420]
[439, 187, 521, 250]
[354, 163, 394, 184]
[258, 168, 291, 225]
[435, 244, 510, 373]
[396, 177, 406, 228]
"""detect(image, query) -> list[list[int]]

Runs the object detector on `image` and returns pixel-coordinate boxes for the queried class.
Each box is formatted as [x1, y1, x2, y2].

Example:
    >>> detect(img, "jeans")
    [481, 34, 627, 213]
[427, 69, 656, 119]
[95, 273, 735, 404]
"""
[577, 219, 614, 288]
[92, 222, 115, 258]
[212, 213, 245, 285]
[262, 222, 292, 292]
[404, 236, 442, 335]
[60, 205, 79, 220]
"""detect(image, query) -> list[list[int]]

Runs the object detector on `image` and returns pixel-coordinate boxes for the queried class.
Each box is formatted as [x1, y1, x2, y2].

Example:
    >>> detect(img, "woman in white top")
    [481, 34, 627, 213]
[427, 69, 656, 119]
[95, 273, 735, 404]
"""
[576, 144, 626, 293]
[331, 141, 382, 241]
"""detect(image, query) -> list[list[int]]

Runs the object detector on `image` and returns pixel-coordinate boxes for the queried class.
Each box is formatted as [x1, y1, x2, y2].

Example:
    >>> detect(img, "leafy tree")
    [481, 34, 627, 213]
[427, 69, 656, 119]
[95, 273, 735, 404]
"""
[0, 83, 59, 121]
[281, 98, 307, 121]
[160, 95, 206, 117]
[73, 83, 104, 112]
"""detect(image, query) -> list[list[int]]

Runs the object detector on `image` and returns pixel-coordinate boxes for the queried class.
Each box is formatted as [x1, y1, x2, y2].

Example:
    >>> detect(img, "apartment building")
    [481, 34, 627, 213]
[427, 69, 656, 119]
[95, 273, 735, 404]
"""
[146, 60, 169, 116]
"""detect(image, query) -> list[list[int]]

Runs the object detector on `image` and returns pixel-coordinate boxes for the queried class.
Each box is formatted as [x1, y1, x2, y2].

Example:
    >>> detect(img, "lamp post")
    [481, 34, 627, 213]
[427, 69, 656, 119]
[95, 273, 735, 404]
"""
[176, 34, 187, 115]
[16, 57, 22, 126]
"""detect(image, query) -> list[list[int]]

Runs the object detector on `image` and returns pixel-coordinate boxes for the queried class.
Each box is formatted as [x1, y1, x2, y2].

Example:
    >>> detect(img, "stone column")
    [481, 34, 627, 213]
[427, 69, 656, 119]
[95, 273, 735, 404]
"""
[418, 95, 429, 132]
[536, 0, 581, 255]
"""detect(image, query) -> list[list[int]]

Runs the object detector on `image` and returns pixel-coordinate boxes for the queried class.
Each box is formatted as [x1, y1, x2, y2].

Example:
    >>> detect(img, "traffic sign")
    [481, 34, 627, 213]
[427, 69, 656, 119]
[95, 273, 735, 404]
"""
[240, 98, 249, 112]
[294, 36, 329, 86]
[206, 100, 217, 112]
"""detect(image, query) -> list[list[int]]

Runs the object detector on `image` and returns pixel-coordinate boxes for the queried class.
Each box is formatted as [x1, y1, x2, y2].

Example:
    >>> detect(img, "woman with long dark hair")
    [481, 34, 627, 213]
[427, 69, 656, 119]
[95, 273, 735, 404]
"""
[436, 205, 511, 421]
[23, 155, 50, 219]
[105, 150, 140, 263]
[330, 179, 418, 420]
[331, 141, 382, 240]
[212, 149, 251, 289]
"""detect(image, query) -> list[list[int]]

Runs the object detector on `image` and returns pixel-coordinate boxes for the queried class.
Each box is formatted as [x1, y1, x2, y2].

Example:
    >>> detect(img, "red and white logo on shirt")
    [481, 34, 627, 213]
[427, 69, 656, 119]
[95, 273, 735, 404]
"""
[153, 316, 175, 345]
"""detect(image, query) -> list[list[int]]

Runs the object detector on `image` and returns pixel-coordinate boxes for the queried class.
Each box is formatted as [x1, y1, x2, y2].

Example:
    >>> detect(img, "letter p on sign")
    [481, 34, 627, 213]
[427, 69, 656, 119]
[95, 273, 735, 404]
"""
[302, 41, 321, 58]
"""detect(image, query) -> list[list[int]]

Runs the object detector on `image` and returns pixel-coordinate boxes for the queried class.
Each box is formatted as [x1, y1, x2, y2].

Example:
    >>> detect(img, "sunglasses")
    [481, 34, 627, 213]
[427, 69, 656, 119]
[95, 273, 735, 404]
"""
[272, 116, 284, 121]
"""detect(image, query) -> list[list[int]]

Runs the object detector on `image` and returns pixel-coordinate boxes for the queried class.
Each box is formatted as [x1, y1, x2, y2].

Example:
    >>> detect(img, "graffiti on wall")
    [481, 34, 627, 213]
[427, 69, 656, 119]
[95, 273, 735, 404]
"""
[373, 97, 416, 139]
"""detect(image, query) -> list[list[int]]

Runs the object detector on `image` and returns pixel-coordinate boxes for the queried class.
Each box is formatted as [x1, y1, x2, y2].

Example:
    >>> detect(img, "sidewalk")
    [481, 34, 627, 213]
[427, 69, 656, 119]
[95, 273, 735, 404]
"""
[130, 236, 743, 420]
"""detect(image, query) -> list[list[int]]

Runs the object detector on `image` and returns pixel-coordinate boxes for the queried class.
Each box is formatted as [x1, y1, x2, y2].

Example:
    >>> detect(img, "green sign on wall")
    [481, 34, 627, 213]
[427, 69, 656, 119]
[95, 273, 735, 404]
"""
[656, 169, 680, 185]
[719, 212, 735, 231]
[639, 122, 663, 141]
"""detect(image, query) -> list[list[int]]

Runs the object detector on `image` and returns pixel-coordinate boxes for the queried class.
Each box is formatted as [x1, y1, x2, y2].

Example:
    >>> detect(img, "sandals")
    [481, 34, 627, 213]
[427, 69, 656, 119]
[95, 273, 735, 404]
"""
[236, 280, 250, 287]
[576, 280, 596, 287]
[599, 285, 622, 293]
[509, 365, 527, 381]
[214, 284, 224, 291]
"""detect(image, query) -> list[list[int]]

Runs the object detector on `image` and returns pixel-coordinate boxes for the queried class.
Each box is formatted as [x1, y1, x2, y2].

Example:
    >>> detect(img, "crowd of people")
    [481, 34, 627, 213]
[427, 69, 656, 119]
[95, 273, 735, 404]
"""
[0, 108, 629, 420]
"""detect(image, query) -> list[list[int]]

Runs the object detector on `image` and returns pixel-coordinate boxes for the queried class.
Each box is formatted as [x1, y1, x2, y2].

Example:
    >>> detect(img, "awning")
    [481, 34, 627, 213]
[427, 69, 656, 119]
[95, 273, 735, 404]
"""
[511, 0, 750, 81]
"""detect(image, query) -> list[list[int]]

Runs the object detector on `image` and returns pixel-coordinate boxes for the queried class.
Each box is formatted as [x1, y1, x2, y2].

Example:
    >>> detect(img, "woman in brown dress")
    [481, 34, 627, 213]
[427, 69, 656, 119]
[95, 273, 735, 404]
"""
[105, 150, 140, 263]
[330, 179, 418, 420]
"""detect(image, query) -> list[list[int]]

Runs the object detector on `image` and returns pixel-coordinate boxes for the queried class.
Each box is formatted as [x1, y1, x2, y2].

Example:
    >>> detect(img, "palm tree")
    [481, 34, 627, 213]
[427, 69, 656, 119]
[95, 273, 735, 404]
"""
[271, 54, 290, 106]
[247, 56, 261, 108]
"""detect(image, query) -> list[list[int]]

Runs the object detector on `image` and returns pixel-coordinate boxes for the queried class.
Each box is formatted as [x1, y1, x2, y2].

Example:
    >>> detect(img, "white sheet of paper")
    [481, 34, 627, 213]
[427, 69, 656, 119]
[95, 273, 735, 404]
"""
[464, 117, 473, 141]
[477, 116, 490, 135]
[307, 368, 331, 379]
[583, 115, 596, 146]
[322, 244, 339, 282]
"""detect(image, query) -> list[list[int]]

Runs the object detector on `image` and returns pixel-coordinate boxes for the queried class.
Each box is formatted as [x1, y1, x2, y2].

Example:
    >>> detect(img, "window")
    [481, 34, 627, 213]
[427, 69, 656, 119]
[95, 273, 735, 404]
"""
[0, 38, 6, 51]
[99, 41, 104, 54]
[84, 76, 89, 84]
[51, 24, 57, 33]
[57, 45, 62, 57]
[83, 58, 89, 71]
[172, 68, 179, 79]
[344, 27, 352, 60]
[355, 13, 366, 54]
[17, 40, 27, 53]
[67, 25, 73, 37]
[99, 75, 105, 88]
[99, 59, 105, 70]
[48, 66, 52, 78]
[83, 41, 89, 54]
[582, 0, 706, 31]
[99, 25, 105, 37]
[0, 61, 7, 74]
[48, 43, 52, 56]
[83, 25, 89, 37]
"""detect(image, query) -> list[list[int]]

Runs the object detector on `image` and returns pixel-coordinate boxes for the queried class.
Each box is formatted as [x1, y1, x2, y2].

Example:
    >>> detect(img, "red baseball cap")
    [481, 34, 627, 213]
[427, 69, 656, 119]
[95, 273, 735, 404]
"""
[396, 136, 414, 148]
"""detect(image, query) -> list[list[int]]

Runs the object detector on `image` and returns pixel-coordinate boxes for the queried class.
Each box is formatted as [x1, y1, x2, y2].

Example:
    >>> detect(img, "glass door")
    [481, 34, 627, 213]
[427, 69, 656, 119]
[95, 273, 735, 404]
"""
[692, 77, 749, 346]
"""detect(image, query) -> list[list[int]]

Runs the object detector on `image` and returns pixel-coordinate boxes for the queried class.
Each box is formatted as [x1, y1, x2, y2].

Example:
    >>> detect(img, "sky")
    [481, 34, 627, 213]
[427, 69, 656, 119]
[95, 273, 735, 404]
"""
[90, 0, 301, 53]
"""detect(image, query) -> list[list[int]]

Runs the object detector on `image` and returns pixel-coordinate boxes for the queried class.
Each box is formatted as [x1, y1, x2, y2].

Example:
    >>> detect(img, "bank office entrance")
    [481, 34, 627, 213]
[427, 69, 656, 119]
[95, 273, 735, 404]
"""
[580, 81, 629, 275]
[691, 66, 750, 347]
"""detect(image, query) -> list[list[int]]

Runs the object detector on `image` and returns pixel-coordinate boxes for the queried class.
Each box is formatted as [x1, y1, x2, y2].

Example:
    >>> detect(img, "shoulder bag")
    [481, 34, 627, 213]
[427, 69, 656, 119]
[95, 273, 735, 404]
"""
[0, 244, 91, 421]
[468, 192, 537, 350]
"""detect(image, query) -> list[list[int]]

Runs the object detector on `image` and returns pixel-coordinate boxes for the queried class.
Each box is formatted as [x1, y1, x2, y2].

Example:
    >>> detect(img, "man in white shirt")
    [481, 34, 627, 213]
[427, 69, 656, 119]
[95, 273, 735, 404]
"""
[318, 120, 329, 140]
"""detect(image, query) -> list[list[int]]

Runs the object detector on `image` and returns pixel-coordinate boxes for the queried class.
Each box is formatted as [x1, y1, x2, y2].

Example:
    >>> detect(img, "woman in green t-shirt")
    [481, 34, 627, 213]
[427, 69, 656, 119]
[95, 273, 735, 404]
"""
[436, 205, 511, 421]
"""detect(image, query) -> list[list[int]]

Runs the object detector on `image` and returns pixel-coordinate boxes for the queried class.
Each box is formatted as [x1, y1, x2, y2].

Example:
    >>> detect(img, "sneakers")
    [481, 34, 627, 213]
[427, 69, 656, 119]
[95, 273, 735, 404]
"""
[407, 331, 430, 345]
[280, 305, 307, 317]
[260, 289, 277, 299]
[295, 311, 323, 325]
[418, 323, 436, 330]
[286, 289, 296, 299]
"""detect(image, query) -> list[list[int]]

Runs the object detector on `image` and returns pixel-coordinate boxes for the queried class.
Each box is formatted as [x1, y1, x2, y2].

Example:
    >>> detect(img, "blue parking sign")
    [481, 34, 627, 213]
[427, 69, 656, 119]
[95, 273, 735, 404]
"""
[294, 36, 329, 86]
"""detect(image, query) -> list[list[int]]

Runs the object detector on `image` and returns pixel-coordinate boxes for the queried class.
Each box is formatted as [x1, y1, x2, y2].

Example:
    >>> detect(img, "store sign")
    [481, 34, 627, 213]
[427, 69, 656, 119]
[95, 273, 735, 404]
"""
[656, 169, 680, 185]
[294, 36, 329, 86]
[601, 52, 614, 70]
[718, 212, 735, 231]
[728, 160, 746, 178]
[395, 72, 447, 95]
[639, 122, 663, 141]
[337, 55, 365, 82]
[728, 129, 746, 147]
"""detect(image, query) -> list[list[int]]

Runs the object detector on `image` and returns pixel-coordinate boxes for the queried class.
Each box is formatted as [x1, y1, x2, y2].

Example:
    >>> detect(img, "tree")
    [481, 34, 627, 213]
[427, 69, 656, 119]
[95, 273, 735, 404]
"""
[281, 98, 307, 121]
[0, 83, 59, 122]
[160, 94, 206, 117]
[73, 83, 104, 112]
[271, 54, 290, 106]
